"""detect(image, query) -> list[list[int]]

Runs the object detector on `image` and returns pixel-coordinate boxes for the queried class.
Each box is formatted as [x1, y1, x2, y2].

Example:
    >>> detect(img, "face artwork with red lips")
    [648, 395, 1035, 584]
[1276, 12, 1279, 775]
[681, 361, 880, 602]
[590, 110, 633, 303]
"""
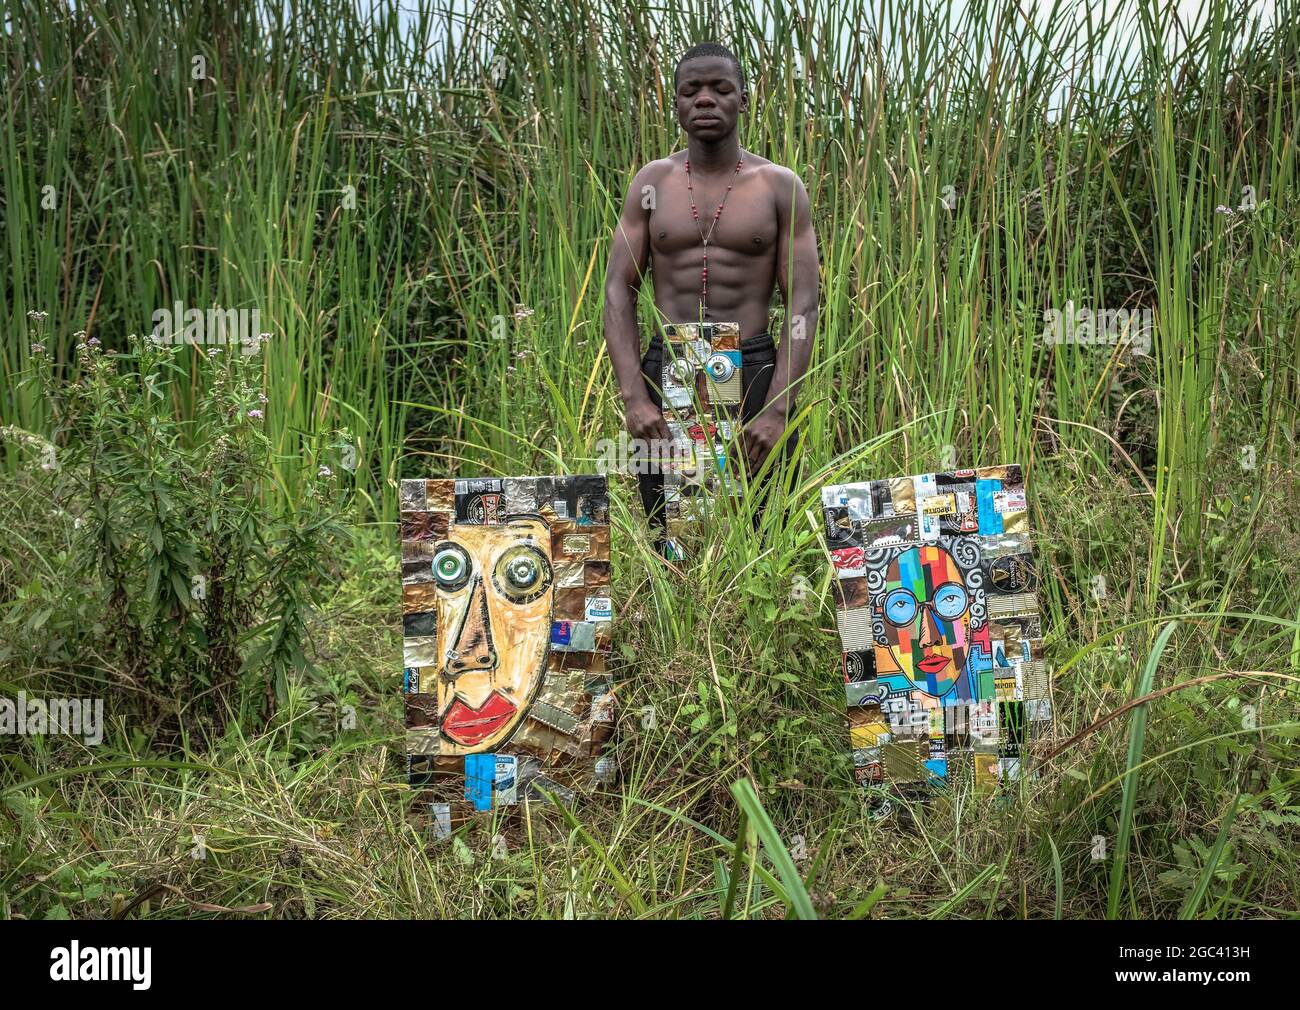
[877, 545, 973, 698]
[430, 517, 553, 754]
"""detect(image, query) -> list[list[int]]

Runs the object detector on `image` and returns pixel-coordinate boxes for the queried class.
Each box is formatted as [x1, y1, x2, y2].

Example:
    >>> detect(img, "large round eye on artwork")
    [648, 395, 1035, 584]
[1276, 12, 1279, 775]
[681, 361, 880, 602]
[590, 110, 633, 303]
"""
[883, 587, 918, 627]
[705, 353, 735, 381]
[431, 543, 471, 591]
[668, 358, 693, 384]
[932, 582, 969, 620]
[504, 554, 538, 589]
[492, 544, 552, 604]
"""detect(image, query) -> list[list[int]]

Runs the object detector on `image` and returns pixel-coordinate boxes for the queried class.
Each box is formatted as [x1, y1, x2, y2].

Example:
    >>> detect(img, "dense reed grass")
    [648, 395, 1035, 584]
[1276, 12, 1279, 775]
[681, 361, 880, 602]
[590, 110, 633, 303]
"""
[2, 0, 1298, 918]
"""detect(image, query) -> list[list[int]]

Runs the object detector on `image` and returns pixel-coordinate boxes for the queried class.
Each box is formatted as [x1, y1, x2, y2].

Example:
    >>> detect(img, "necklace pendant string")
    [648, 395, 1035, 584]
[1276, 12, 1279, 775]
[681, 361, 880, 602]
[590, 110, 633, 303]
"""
[685, 156, 743, 318]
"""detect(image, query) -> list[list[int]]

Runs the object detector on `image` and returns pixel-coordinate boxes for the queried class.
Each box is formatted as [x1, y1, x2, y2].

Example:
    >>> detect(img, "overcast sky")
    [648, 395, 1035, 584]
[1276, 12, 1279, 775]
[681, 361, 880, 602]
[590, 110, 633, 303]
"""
[386, 0, 1281, 54]
[380, 0, 1282, 114]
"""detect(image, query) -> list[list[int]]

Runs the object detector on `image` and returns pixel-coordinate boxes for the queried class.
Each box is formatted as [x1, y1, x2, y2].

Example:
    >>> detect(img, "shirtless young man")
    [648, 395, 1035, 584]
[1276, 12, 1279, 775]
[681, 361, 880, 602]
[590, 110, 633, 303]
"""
[602, 42, 820, 549]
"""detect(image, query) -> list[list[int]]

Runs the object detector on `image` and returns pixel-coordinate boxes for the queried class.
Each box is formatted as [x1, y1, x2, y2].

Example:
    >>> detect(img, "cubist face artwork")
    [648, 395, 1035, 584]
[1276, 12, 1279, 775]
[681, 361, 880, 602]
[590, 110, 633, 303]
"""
[876, 544, 982, 702]
[430, 517, 553, 753]
[823, 464, 1049, 792]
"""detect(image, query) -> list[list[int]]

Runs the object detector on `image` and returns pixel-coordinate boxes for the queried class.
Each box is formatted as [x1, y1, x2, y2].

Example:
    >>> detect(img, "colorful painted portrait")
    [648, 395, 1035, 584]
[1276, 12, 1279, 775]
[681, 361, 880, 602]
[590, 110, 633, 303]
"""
[430, 517, 553, 752]
[400, 476, 615, 828]
[823, 464, 1048, 791]
[874, 542, 984, 700]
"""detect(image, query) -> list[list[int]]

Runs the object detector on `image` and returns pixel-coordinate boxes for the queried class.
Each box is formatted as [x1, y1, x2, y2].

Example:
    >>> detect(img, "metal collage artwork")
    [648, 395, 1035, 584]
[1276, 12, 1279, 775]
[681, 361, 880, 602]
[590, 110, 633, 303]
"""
[820, 464, 1050, 792]
[657, 321, 743, 552]
[399, 476, 615, 831]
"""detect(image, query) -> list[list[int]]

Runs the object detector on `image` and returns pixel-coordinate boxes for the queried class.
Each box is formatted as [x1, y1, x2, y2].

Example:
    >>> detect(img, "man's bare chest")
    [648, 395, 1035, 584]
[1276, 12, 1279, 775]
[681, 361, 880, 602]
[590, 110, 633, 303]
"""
[648, 176, 779, 260]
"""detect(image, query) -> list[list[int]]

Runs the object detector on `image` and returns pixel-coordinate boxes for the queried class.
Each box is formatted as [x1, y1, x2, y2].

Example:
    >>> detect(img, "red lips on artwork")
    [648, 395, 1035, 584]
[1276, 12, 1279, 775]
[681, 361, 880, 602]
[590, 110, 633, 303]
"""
[686, 422, 717, 444]
[917, 652, 951, 675]
[441, 692, 518, 746]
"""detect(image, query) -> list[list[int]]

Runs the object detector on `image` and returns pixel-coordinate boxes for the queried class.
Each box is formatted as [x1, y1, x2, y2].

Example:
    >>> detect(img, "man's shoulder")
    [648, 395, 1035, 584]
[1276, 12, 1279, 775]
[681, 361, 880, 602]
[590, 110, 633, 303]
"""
[629, 154, 682, 185]
[750, 158, 804, 188]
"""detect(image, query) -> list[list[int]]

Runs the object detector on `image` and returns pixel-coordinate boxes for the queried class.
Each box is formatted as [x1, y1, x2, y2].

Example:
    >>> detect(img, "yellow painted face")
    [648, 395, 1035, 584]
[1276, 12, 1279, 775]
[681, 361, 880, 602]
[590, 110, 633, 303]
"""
[430, 517, 553, 754]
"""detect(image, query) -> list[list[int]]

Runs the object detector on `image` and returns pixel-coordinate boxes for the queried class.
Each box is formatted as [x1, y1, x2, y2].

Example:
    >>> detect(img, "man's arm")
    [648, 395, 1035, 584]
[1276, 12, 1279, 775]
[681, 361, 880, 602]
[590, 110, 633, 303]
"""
[767, 168, 819, 416]
[745, 168, 819, 467]
[603, 166, 670, 442]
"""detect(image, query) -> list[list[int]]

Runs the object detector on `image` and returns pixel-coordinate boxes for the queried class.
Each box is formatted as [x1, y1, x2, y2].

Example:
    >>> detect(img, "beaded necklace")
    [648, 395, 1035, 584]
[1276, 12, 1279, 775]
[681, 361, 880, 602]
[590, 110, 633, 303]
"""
[684, 155, 743, 316]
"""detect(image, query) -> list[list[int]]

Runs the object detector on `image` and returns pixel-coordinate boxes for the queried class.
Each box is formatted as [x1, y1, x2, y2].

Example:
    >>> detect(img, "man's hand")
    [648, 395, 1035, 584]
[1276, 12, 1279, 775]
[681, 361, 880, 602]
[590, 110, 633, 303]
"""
[625, 397, 671, 445]
[743, 408, 788, 473]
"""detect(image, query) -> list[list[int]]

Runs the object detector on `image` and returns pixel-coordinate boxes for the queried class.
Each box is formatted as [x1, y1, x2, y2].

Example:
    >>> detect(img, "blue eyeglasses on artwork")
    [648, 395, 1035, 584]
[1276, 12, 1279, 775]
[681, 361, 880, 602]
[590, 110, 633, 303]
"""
[880, 582, 969, 627]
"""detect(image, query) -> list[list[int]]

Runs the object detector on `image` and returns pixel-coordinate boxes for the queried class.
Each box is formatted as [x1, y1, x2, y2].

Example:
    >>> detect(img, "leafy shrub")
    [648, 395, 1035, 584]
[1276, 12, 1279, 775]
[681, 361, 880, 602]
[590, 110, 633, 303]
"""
[1, 321, 354, 744]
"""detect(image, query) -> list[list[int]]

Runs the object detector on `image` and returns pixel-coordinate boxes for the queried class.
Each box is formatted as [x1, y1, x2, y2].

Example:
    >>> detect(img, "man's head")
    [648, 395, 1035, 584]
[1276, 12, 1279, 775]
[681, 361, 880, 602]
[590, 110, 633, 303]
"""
[674, 42, 747, 141]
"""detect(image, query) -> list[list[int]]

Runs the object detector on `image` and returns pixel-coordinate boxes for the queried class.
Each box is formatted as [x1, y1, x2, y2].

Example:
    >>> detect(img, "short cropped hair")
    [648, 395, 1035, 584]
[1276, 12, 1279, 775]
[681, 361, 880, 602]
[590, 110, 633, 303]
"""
[674, 42, 744, 91]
